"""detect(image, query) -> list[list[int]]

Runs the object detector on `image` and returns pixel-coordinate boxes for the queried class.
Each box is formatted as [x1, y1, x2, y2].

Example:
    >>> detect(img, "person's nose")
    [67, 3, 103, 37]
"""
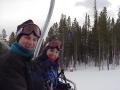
[52, 52, 57, 56]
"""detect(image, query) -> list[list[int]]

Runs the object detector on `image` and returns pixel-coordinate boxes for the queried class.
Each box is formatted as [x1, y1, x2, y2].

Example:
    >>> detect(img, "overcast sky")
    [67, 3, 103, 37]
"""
[0, 0, 120, 37]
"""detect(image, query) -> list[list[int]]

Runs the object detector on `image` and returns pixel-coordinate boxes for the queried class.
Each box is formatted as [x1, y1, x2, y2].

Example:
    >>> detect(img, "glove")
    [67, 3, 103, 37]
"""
[56, 83, 71, 90]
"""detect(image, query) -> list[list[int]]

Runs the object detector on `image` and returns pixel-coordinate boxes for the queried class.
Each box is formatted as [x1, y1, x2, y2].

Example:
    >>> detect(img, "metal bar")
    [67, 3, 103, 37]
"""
[33, 0, 55, 60]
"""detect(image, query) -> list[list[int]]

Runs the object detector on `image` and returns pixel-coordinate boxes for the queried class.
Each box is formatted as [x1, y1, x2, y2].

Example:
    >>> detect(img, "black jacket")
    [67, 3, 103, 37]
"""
[31, 55, 50, 90]
[31, 53, 59, 90]
[0, 51, 32, 90]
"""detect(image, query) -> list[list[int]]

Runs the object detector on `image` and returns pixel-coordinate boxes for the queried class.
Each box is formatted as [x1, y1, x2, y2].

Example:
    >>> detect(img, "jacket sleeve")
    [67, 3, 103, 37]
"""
[0, 54, 29, 90]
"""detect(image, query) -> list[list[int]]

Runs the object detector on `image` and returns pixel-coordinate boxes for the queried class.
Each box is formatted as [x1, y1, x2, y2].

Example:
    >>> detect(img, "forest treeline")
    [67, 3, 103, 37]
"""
[8, 3, 120, 70]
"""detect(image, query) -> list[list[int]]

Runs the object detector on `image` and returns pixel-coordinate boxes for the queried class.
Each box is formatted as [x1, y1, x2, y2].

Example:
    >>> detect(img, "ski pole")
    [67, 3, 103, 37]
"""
[33, 0, 55, 60]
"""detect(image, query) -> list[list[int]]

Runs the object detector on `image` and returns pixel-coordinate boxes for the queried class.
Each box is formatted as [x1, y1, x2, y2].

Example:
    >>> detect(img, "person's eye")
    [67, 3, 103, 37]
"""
[50, 49, 54, 52]
[56, 51, 59, 54]
[33, 38, 38, 42]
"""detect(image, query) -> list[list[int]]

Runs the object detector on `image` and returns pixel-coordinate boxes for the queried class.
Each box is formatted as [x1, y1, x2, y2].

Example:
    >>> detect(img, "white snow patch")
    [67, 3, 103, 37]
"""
[65, 66, 120, 90]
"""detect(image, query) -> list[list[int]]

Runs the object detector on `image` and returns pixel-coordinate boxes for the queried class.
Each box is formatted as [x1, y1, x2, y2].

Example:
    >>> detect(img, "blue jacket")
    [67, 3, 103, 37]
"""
[47, 59, 59, 87]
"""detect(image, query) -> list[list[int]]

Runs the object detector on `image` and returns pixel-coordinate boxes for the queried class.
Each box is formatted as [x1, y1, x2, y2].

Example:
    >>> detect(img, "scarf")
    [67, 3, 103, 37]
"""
[11, 42, 34, 58]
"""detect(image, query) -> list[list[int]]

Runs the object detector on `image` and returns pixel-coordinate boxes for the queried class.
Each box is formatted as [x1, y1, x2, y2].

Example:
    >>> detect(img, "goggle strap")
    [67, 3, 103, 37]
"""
[16, 28, 23, 36]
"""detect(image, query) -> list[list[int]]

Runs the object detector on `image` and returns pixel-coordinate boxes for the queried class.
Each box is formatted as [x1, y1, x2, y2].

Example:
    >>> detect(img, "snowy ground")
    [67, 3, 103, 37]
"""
[65, 66, 120, 90]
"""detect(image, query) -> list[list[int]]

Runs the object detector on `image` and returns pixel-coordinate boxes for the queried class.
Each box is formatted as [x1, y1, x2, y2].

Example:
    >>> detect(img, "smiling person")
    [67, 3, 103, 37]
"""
[31, 38, 71, 90]
[0, 19, 41, 90]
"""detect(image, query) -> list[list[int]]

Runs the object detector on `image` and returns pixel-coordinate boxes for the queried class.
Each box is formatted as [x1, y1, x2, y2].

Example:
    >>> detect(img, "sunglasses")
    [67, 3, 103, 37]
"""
[16, 24, 41, 38]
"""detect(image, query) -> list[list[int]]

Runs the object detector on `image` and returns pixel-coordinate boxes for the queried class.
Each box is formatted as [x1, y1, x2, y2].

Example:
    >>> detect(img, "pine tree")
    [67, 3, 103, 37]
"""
[91, 0, 99, 66]
[71, 18, 81, 67]
[2, 29, 7, 39]
[9, 32, 16, 46]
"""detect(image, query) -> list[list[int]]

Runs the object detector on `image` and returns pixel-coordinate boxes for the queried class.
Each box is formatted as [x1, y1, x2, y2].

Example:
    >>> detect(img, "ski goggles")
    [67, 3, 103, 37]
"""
[46, 40, 62, 51]
[16, 24, 41, 38]
[48, 46, 62, 51]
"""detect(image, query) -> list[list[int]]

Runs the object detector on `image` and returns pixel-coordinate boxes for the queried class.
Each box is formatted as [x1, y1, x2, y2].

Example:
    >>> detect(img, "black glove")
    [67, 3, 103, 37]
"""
[56, 83, 71, 90]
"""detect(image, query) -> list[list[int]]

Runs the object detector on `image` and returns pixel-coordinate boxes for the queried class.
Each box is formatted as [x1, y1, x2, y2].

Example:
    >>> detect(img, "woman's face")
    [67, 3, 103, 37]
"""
[47, 48, 60, 61]
[18, 33, 38, 51]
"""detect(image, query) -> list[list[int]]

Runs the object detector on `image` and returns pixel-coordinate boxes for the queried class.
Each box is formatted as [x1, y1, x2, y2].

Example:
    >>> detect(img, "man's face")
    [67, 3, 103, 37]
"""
[47, 48, 60, 61]
[18, 33, 38, 51]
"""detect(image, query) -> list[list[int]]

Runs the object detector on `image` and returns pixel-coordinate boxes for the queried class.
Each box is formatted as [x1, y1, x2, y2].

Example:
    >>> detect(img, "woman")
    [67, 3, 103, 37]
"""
[31, 39, 71, 90]
[0, 19, 41, 90]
